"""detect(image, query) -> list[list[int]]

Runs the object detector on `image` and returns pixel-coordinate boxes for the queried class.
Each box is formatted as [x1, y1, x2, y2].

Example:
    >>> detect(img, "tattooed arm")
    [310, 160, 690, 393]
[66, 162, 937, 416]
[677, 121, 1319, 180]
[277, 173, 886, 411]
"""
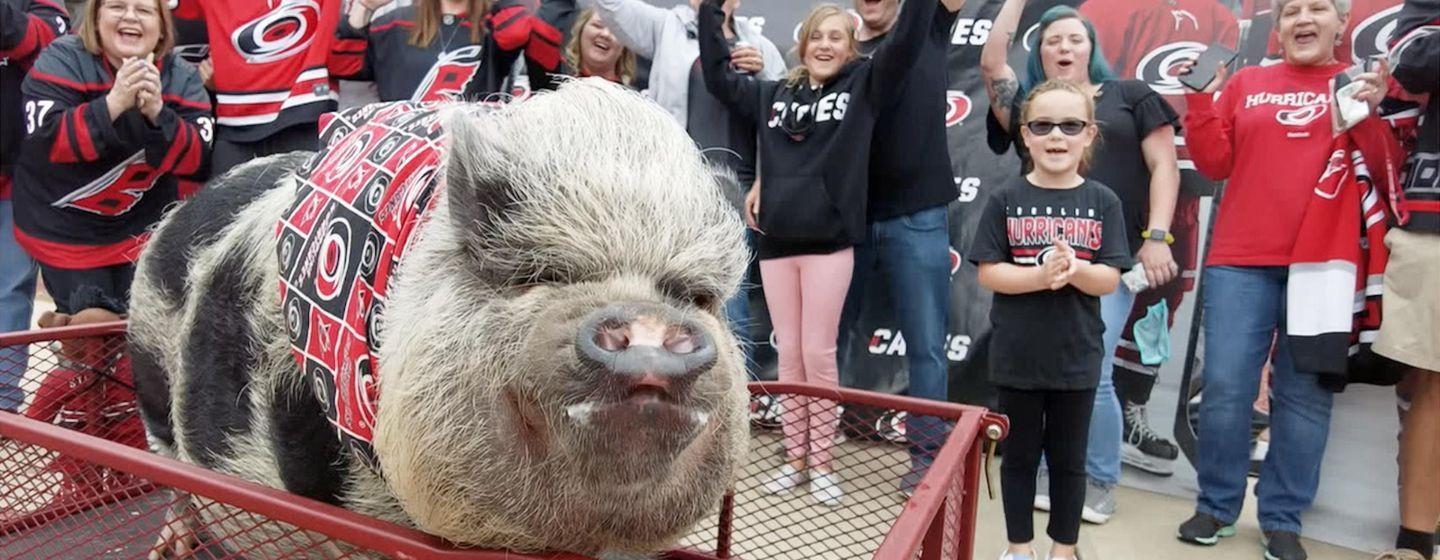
[981, 0, 1025, 133]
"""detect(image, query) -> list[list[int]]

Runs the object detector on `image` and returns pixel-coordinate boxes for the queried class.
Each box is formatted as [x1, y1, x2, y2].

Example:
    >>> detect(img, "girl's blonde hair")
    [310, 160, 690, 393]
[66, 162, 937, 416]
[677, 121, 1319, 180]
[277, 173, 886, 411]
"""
[410, 0, 489, 48]
[565, 9, 636, 85]
[785, 4, 858, 88]
[1019, 80, 1101, 171]
[78, 0, 175, 62]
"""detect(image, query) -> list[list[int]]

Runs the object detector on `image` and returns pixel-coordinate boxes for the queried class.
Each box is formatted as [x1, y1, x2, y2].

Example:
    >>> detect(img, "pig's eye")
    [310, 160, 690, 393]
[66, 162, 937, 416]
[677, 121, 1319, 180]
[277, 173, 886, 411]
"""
[657, 279, 718, 311]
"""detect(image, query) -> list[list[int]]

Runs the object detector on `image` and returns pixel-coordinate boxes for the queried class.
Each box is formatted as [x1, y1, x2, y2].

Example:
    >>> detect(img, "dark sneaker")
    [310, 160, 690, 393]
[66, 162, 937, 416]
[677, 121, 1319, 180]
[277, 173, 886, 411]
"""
[1122, 402, 1179, 476]
[1264, 531, 1308, 560]
[1177, 512, 1236, 545]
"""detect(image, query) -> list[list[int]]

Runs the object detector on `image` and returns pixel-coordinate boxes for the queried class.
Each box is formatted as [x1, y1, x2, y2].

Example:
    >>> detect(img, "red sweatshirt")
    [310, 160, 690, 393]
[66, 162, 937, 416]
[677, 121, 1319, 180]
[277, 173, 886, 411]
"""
[1184, 62, 1360, 266]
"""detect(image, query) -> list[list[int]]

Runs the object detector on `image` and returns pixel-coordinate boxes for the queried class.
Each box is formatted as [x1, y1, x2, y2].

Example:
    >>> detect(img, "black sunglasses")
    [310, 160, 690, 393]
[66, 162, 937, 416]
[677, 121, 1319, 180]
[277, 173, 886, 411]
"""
[1024, 120, 1089, 136]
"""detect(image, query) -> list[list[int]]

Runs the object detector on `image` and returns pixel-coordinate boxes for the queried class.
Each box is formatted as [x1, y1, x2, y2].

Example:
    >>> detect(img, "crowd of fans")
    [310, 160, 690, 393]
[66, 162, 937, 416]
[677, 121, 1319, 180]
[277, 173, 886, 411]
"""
[0, 0, 1435, 559]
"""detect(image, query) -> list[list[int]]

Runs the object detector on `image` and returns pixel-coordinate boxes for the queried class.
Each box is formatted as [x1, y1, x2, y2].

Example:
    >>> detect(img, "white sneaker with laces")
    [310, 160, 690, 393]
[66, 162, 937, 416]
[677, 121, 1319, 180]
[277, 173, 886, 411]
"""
[763, 464, 806, 495]
[810, 470, 843, 506]
[998, 549, 1036, 560]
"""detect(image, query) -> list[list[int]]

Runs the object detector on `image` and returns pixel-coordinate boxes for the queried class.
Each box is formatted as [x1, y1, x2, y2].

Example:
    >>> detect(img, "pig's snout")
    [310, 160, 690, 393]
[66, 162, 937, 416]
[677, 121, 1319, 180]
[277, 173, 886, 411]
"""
[575, 304, 717, 399]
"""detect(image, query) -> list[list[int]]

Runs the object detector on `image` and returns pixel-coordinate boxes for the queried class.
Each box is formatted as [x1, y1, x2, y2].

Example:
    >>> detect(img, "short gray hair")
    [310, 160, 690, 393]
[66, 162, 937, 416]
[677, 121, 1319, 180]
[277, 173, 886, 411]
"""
[1271, 0, 1352, 16]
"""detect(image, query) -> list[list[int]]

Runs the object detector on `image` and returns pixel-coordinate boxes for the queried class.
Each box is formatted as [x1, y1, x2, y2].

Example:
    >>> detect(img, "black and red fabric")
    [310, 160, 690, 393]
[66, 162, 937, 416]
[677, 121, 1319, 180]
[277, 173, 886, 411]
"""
[0, 0, 69, 200]
[1285, 119, 1403, 389]
[277, 101, 455, 467]
[171, 0, 341, 143]
[14, 35, 212, 270]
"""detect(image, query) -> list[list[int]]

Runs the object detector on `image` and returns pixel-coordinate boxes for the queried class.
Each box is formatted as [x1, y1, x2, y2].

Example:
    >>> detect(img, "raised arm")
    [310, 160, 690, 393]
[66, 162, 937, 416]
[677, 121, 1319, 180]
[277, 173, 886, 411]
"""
[579, 0, 668, 59]
[0, 0, 68, 62]
[981, 0, 1023, 134]
[697, 0, 761, 122]
[329, 1, 386, 81]
[1388, 23, 1439, 96]
[1182, 69, 1239, 181]
[866, 0, 941, 100]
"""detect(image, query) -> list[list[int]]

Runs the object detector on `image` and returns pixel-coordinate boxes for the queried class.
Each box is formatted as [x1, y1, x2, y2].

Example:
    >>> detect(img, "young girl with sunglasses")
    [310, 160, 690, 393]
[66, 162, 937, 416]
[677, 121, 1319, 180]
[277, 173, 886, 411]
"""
[968, 80, 1133, 560]
[696, 0, 958, 506]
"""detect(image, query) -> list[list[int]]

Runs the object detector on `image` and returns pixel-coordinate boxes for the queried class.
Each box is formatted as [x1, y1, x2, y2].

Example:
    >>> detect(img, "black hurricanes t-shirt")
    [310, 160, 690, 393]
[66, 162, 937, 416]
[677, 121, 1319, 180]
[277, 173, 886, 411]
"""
[967, 178, 1134, 391]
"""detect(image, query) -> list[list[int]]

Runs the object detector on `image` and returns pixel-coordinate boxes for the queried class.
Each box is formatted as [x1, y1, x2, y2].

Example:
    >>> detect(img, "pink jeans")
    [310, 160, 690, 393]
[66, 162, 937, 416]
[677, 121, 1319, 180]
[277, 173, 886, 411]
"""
[760, 248, 853, 470]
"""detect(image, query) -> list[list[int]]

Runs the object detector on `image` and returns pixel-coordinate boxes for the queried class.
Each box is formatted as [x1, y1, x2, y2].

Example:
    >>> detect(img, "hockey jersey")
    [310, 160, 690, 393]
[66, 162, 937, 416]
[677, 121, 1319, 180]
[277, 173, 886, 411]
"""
[0, 0, 68, 199]
[1387, 7, 1439, 232]
[172, 0, 341, 143]
[1285, 120, 1400, 389]
[330, 0, 568, 102]
[168, 0, 209, 64]
[15, 36, 213, 269]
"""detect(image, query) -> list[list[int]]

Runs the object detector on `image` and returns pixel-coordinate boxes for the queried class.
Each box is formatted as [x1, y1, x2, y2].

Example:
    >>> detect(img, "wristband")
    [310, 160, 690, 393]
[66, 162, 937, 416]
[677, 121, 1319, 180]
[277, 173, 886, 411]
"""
[1141, 228, 1174, 245]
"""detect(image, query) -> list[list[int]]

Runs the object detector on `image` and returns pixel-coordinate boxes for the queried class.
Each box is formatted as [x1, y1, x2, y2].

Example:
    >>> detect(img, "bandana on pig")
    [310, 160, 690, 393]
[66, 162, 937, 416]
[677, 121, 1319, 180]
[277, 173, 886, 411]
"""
[277, 101, 452, 469]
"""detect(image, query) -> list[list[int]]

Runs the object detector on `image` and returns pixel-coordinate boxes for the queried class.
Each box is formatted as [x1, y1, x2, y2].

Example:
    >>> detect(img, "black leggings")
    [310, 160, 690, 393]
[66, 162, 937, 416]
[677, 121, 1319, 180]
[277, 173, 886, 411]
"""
[39, 263, 135, 314]
[998, 386, 1096, 546]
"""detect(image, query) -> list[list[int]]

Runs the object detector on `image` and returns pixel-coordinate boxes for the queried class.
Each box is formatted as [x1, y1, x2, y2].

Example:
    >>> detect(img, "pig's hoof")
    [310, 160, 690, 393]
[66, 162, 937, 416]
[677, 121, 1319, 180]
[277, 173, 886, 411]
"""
[148, 498, 199, 560]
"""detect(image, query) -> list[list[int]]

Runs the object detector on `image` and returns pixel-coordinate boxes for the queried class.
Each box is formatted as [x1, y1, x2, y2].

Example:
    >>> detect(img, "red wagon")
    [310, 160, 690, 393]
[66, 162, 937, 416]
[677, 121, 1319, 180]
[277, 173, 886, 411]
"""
[0, 324, 1007, 559]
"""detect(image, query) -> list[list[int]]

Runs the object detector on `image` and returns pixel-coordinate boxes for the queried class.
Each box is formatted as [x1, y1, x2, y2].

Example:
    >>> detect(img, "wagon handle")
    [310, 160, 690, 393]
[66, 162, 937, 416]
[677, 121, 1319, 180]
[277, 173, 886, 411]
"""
[981, 412, 1009, 501]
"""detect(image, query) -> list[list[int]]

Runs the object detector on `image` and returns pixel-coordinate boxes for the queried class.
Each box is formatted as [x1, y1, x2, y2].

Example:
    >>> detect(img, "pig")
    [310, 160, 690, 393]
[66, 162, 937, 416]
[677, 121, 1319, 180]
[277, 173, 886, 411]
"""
[126, 79, 752, 558]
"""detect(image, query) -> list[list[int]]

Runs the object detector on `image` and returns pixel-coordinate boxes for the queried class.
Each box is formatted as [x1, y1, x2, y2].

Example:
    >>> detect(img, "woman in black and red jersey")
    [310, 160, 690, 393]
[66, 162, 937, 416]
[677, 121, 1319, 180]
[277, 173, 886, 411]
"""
[14, 0, 210, 315]
[528, 8, 635, 91]
[1172, 1, 1394, 558]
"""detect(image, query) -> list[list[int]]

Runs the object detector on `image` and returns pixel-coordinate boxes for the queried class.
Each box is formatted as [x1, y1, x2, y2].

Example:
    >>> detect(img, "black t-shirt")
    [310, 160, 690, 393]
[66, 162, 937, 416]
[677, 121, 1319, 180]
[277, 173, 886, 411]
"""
[986, 79, 1179, 254]
[857, 8, 960, 222]
[967, 178, 1134, 391]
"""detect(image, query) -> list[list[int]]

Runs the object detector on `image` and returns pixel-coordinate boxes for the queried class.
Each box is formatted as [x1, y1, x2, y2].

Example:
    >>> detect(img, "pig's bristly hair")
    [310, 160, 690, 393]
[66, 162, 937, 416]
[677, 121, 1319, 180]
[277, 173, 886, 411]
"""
[439, 78, 749, 303]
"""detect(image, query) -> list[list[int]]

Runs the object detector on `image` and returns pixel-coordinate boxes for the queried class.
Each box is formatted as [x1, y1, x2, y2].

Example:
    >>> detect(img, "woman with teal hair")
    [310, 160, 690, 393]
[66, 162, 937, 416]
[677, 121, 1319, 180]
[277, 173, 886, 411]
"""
[980, 0, 1185, 542]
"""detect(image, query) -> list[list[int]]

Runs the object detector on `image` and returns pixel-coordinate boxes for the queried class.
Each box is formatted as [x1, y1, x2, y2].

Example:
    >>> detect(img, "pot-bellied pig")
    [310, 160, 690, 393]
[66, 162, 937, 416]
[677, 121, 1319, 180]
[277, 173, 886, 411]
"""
[127, 79, 751, 557]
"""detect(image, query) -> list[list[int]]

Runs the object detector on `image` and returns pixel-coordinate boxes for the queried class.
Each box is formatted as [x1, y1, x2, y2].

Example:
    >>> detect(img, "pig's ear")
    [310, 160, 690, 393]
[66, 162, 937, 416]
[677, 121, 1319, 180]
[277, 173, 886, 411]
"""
[443, 109, 518, 244]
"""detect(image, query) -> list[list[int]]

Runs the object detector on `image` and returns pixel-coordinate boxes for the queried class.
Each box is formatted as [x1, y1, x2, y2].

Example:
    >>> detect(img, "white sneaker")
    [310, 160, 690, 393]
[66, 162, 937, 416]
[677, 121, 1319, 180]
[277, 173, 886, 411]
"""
[810, 471, 843, 506]
[998, 549, 1036, 560]
[763, 465, 806, 495]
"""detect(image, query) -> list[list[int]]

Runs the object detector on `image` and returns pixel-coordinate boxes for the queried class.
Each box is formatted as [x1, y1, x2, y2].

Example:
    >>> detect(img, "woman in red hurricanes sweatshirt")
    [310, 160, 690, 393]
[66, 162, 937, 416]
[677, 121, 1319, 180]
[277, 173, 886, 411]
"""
[1173, 1, 1390, 559]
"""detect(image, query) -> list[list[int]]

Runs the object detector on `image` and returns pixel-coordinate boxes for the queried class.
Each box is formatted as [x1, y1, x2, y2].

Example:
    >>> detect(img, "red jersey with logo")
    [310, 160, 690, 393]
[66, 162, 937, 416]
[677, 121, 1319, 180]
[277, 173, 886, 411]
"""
[173, 0, 341, 143]
[1183, 61, 1385, 266]
[1081, 0, 1239, 112]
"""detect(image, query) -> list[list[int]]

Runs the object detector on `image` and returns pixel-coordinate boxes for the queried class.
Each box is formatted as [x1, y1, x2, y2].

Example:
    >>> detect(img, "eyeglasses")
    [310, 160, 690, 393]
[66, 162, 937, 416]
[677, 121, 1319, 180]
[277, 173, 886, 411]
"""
[100, 1, 159, 20]
[1023, 120, 1089, 136]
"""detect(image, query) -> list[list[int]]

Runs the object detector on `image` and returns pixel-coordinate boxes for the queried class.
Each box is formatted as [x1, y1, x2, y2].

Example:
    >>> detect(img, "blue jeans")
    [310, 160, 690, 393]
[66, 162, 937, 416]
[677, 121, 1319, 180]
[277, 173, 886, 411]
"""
[841, 206, 952, 460]
[1195, 266, 1334, 534]
[0, 199, 38, 412]
[723, 230, 757, 378]
[1088, 282, 1135, 486]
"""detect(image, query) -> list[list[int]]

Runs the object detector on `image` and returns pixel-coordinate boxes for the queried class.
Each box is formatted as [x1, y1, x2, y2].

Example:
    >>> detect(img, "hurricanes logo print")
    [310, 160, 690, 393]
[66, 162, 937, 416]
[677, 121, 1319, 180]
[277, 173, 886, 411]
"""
[232, 0, 321, 64]
[413, 45, 484, 102]
[1136, 41, 1206, 95]
[1276, 104, 1327, 127]
[944, 90, 971, 127]
[1350, 5, 1401, 63]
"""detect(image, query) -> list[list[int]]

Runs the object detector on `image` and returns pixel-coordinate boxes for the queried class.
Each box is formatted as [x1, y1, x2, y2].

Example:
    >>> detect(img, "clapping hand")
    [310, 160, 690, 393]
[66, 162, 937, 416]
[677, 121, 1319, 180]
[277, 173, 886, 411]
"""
[1042, 238, 1078, 290]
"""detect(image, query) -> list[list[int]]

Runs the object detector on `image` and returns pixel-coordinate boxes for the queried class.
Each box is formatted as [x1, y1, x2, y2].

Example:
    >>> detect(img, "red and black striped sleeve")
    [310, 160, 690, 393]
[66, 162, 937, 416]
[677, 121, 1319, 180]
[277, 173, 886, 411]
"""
[142, 59, 212, 178]
[0, 0, 69, 62]
[329, 10, 375, 80]
[21, 45, 125, 165]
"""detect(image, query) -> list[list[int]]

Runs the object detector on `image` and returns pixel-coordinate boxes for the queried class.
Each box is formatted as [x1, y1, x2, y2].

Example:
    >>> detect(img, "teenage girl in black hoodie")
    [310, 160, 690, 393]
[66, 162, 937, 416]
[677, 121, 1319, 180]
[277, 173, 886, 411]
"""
[697, 0, 954, 507]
